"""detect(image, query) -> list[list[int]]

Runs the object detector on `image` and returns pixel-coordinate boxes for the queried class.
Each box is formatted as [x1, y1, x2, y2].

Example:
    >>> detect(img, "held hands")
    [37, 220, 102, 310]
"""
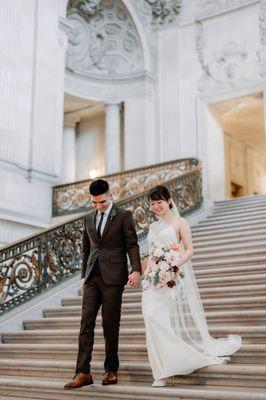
[126, 271, 140, 288]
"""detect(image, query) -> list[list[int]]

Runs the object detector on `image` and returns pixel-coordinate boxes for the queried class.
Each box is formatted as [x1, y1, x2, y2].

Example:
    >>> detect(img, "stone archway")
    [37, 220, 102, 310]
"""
[61, 0, 158, 178]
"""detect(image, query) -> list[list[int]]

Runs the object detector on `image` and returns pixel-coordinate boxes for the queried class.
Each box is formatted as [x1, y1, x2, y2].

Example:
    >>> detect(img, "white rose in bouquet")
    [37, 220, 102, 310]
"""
[154, 248, 164, 258]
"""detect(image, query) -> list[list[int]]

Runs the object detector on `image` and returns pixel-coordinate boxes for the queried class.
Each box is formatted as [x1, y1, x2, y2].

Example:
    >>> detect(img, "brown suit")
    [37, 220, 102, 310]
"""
[76, 204, 141, 374]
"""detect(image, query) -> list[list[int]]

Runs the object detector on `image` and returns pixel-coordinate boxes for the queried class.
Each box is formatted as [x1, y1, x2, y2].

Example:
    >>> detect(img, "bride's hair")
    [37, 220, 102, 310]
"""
[148, 185, 173, 209]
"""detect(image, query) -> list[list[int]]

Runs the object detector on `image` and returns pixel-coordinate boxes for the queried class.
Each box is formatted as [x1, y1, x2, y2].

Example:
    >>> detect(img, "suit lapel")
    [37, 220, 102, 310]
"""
[100, 204, 117, 243]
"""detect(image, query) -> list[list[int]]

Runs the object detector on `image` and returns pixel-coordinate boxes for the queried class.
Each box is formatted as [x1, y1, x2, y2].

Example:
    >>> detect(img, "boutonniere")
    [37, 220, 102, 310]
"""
[110, 209, 117, 221]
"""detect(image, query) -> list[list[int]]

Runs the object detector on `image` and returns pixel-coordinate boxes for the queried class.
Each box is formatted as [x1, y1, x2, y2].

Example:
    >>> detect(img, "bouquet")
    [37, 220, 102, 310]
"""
[142, 242, 185, 290]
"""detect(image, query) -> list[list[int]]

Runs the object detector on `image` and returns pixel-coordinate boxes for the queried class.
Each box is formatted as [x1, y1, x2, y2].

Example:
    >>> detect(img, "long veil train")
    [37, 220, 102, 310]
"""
[169, 201, 241, 359]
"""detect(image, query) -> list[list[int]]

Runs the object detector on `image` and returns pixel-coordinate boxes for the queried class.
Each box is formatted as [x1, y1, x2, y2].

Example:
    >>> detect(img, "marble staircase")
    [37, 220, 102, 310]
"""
[1, 195, 266, 399]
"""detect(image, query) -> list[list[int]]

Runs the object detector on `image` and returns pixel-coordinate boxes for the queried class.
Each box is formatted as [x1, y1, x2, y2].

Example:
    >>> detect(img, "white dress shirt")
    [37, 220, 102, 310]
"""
[95, 202, 113, 236]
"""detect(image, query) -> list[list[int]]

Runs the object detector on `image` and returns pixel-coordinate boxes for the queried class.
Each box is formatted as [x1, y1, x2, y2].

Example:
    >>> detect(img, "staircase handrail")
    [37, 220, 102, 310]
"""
[53, 158, 200, 217]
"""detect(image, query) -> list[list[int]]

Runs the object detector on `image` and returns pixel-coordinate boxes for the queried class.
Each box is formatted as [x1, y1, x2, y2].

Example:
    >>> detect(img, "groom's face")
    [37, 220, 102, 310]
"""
[90, 192, 112, 212]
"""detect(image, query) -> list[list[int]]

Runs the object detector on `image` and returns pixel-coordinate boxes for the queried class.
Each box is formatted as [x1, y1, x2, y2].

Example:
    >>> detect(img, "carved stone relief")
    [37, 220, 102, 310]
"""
[196, 1, 263, 93]
[66, 0, 144, 76]
[132, 0, 182, 40]
[144, 0, 182, 26]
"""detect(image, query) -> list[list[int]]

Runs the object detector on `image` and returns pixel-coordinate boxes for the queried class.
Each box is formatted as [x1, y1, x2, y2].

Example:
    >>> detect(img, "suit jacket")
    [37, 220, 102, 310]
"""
[81, 204, 141, 286]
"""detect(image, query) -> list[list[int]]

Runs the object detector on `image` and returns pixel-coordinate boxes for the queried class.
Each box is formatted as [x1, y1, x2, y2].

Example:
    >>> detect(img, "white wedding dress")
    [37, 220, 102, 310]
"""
[142, 223, 242, 381]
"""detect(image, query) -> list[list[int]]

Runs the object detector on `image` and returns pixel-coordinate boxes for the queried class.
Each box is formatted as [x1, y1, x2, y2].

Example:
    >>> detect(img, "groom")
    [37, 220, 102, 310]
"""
[64, 179, 141, 389]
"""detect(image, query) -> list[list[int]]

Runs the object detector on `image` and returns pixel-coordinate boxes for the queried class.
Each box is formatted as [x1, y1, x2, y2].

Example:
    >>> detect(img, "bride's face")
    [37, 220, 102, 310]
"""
[150, 199, 170, 217]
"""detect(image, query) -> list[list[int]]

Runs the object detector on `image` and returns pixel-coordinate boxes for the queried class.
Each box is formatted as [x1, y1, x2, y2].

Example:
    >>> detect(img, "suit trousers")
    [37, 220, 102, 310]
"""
[75, 274, 124, 374]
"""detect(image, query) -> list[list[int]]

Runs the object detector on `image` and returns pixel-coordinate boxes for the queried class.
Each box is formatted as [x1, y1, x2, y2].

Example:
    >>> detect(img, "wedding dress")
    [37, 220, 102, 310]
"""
[141, 222, 241, 381]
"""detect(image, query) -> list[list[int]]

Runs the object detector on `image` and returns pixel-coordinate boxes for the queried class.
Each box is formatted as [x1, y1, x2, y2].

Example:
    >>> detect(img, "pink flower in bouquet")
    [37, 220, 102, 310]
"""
[165, 250, 181, 267]
[170, 243, 180, 251]
[159, 270, 171, 282]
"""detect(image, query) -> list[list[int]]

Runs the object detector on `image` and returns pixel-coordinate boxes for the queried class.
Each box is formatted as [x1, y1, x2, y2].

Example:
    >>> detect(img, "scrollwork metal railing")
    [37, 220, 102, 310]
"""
[0, 159, 202, 315]
[53, 158, 199, 217]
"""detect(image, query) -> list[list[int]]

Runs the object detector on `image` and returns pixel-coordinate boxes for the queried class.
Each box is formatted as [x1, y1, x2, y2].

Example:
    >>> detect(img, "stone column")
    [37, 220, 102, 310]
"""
[61, 115, 79, 183]
[105, 103, 121, 174]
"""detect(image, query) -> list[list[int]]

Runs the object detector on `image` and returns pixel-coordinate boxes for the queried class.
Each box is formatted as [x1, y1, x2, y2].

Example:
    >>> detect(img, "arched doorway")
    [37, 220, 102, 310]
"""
[209, 92, 266, 199]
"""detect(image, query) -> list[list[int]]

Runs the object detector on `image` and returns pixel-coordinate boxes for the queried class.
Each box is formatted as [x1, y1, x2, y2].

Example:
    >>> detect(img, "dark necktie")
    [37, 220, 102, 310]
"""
[97, 212, 105, 239]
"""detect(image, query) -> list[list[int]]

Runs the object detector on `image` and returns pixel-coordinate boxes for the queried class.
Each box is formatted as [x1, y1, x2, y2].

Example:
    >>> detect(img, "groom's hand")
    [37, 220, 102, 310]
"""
[127, 271, 140, 287]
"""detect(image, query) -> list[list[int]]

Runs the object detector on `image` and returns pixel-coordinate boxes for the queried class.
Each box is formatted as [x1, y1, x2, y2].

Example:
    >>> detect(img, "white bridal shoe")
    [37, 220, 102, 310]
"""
[152, 377, 167, 387]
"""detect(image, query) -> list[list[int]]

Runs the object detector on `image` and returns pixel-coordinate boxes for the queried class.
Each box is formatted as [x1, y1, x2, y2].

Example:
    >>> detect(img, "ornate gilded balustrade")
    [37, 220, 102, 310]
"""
[0, 159, 202, 315]
[53, 158, 199, 217]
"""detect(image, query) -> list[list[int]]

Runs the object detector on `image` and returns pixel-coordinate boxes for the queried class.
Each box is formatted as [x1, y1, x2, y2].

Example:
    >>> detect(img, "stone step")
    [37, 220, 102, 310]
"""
[42, 304, 265, 327]
[22, 309, 266, 332]
[1, 377, 266, 400]
[193, 235, 266, 248]
[196, 273, 266, 288]
[1, 326, 266, 344]
[195, 264, 266, 278]
[197, 212, 266, 228]
[61, 276, 266, 312]
[0, 397, 29, 400]
[44, 289, 266, 321]
[2, 325, 266, 345]
[210, 205, 266, 219]
[0, 359, 266, 389]
[193, 249, 266, 262]
[192, 255, 266, 269]
[192, 229, 266, 243]
[66, 278, 266, 304]
[214, 195, 266, 207]
[0, 342, 264, 364]
[204, 207, 266, 222]
[25, 297, 266, 331]
[191, 220, 266, 234]
[194, 240, 266, 253]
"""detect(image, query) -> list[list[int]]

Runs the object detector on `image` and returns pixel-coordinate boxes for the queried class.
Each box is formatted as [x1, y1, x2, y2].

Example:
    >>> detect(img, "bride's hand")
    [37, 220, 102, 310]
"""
[170, 242, 180, 251]
[141, 256, 148, 274]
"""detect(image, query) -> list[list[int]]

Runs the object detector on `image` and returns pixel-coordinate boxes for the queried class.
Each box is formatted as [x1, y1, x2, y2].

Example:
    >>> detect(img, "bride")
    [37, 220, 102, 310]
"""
[141, 185, 241, 387]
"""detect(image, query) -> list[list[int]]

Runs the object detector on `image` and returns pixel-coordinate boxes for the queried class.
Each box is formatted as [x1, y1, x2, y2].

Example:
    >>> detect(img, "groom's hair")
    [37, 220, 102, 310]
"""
[89, 179, 110, 196]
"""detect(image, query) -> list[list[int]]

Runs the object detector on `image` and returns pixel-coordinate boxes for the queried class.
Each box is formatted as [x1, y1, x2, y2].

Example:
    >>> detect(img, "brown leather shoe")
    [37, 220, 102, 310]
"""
[64, 372, 93, 390]
[102, 371, 118, 385]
